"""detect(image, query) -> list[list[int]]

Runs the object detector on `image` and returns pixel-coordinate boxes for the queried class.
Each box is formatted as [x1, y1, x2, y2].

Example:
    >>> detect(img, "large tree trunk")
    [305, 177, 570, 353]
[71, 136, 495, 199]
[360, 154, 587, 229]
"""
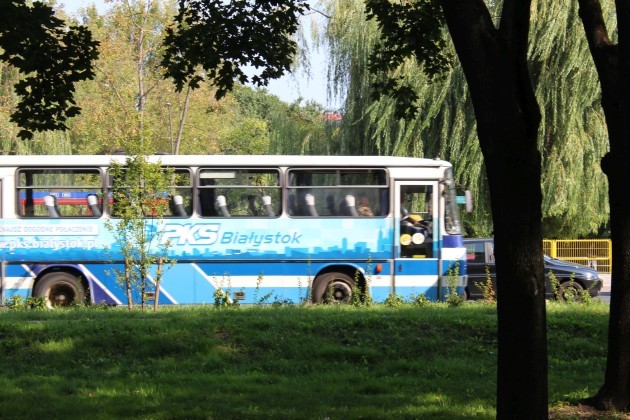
[592, 156, 630, 411]
[440, 1, 547, 417]
[579, 0, 630, 411]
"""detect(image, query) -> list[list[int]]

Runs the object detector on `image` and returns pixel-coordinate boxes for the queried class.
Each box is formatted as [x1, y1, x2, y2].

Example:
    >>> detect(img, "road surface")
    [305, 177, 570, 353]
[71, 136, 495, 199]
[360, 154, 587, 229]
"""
[598, 274, 611, 303]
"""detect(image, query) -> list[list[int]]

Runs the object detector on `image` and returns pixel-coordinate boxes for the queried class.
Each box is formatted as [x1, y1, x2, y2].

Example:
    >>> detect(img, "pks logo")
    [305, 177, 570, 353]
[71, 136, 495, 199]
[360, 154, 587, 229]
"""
[162, 223, 220, 245]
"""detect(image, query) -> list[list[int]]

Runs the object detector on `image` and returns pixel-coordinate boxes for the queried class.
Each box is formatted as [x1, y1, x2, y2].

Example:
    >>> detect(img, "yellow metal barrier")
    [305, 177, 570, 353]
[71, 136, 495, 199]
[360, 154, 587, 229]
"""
[543, 239, 611, 273]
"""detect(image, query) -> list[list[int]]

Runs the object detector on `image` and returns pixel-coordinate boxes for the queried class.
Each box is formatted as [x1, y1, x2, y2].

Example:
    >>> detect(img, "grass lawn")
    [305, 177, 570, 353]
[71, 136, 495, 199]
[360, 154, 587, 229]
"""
[0, 302, 609, 419]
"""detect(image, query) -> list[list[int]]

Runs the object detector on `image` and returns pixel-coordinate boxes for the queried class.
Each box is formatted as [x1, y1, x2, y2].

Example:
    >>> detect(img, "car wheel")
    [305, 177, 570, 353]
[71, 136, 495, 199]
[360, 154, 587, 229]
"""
[558, 281, 584, 302]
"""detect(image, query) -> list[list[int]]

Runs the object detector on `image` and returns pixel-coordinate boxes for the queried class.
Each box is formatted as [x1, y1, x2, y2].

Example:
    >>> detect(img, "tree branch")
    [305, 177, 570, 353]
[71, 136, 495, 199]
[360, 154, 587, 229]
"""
[499, 0, 532, 58]
[578, 0, 617, 88]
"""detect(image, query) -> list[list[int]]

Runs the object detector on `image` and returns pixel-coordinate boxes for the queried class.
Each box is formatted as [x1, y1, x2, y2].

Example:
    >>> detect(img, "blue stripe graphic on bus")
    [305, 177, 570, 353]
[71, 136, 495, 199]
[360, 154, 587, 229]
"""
[154, 263, 213, 304]
[0, 218, 394, 261]
[5, 264, 33, 277]
[443, 235, 464, 248]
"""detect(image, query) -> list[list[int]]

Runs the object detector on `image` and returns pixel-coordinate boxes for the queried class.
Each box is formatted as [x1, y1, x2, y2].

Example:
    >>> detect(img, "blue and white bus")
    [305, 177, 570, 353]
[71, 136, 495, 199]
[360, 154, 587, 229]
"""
[0, 155, 468, 306]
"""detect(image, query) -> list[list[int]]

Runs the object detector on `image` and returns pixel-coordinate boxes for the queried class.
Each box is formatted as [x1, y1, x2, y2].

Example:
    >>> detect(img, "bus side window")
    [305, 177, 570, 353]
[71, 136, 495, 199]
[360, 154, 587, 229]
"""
[199, 168, 280, 218]
[19, 168, 102, 218]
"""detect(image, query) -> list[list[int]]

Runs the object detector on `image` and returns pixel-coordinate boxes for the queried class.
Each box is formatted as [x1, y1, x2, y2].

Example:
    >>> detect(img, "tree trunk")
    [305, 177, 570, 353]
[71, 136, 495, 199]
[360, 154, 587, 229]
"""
[589, 157, 630, 411]
[174, 85, 191, 155]
[578, 0, 630, 410]
[439, 1, 547, 417]
[154, 257, 163, 313]
[125, 257, 133, 312]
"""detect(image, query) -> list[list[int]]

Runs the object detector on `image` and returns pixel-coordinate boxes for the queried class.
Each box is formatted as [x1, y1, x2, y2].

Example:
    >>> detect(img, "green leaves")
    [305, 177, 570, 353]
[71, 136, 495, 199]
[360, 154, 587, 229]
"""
[0, 1, 99, 139]
[162, 0, 310, 99]
[364, 0, 452, 118]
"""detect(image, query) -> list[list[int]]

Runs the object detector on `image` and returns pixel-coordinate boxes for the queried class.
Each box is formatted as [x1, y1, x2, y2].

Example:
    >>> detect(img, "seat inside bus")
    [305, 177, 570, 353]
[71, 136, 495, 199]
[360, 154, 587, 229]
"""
[216, 195, 230, 217]
[44, 195, 61, 218]
[86, 194, 102, 217]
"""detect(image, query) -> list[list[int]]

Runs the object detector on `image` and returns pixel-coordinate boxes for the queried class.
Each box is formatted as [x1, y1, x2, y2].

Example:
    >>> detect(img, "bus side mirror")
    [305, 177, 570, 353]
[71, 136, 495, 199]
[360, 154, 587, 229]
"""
[465, 189, 473, 213]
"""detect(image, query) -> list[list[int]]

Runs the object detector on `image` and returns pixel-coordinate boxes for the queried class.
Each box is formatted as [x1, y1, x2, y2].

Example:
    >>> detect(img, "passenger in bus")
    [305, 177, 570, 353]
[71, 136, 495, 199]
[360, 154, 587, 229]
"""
[357, 194, 374, 217]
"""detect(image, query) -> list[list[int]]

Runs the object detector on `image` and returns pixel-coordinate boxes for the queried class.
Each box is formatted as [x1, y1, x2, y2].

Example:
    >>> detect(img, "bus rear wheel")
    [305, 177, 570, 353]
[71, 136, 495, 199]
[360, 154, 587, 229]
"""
[312, 272, 355, 304]
[33, 272, 86, 308]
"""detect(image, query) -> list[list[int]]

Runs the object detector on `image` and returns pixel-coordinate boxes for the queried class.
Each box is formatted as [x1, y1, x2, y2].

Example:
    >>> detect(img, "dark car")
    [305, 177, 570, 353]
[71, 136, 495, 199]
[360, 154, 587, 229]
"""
[464, 238, 603, 300]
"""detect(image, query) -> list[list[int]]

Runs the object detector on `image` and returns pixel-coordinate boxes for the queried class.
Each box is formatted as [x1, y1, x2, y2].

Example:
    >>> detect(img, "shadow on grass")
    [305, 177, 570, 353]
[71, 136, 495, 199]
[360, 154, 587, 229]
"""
[0, 303, 609, 418]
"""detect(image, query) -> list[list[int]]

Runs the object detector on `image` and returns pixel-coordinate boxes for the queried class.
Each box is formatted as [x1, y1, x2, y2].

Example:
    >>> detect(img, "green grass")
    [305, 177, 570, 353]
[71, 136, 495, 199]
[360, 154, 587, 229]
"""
[0, 302, 609, 419]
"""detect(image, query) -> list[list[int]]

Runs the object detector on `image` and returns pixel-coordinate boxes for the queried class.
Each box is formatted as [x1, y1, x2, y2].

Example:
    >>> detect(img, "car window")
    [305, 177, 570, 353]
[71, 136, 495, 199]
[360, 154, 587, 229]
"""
[466, 242, 486, 263]
[484, 241, 495, 263]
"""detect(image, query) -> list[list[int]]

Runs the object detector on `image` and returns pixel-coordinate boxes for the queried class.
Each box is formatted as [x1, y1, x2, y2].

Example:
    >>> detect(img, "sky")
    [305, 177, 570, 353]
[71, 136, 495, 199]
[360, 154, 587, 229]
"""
[59, 0, 333, 108]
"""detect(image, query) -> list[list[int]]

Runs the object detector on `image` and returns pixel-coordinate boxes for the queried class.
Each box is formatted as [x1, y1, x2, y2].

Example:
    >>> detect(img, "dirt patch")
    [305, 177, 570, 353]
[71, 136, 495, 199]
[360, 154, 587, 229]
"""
[550, 404, 630, 419]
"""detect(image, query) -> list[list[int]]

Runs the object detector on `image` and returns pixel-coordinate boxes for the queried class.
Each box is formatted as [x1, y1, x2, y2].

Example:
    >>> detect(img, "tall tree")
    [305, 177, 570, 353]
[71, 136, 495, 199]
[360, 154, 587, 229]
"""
[436, 3, 547, 417]
[352, 0, 549, 415]
[578, 0, 630, 411]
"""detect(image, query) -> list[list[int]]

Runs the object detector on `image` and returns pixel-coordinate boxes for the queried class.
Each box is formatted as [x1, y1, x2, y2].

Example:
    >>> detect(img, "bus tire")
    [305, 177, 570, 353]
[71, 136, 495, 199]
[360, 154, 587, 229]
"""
[33, 272, 86, 308]
[312, 272, 355, 304]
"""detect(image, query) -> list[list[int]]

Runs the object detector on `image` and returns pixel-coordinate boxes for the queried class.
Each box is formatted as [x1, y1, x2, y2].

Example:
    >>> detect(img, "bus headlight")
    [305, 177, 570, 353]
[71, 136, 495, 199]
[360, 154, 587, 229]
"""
[411, 233, 425, 244]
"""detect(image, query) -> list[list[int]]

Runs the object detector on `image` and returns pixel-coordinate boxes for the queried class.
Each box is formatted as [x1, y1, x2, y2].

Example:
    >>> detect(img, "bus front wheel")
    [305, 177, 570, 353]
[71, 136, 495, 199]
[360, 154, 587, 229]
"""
[33, 272, 86, 308]
[312, 272, 355, 304]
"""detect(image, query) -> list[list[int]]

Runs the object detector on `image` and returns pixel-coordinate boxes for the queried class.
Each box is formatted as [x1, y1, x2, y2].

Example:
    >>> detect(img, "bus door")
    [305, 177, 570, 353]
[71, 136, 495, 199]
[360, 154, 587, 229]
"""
[394, 181, 441, 300]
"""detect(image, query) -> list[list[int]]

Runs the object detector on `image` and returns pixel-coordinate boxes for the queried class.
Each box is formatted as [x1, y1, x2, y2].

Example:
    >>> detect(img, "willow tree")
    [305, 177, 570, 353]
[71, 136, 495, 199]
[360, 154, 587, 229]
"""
[323, 0, 609, 238]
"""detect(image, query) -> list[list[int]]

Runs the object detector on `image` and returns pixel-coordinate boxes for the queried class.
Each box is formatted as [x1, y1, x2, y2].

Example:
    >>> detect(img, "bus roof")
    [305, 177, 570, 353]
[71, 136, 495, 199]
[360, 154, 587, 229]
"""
[0, 154, 451, 169]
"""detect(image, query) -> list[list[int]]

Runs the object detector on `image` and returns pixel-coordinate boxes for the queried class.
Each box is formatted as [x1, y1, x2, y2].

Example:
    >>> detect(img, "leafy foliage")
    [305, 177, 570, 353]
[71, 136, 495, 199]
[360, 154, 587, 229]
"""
[0, 1, 99, 139]
[364, 0, 452, 118]
[322, 0, 610, 237]
[162, 0, 310, 99]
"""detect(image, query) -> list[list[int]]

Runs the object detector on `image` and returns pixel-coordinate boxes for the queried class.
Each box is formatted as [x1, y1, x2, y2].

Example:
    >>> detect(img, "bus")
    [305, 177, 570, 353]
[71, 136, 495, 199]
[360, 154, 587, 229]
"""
[0, 155, 468, 307]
